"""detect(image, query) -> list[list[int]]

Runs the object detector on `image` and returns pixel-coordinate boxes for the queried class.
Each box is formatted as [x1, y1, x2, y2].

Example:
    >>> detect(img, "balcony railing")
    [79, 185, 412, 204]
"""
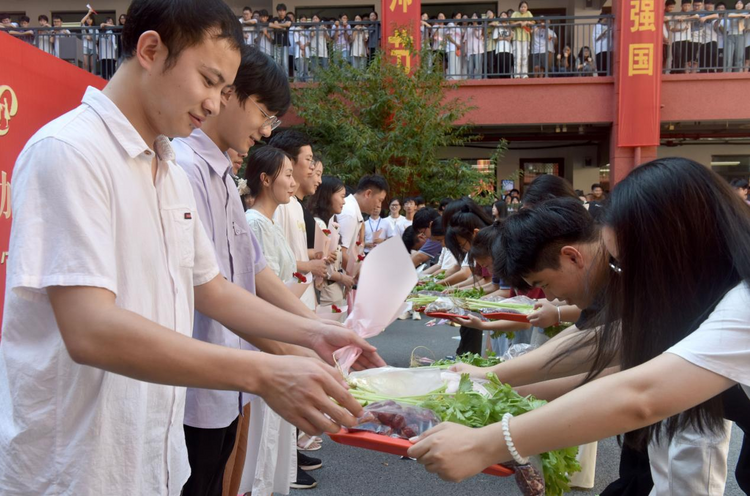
[664, 10, 750, 74]
[5, 10, 749, 81]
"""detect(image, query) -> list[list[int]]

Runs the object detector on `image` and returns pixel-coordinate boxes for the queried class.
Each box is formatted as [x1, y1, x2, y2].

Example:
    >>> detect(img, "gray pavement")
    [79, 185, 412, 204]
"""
[291, 318, 745, 496]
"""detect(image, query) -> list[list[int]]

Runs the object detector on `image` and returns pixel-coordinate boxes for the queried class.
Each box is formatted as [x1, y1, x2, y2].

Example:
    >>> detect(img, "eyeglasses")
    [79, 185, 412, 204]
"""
[608, 256, 622, 274]
[249, 98, 281, 131]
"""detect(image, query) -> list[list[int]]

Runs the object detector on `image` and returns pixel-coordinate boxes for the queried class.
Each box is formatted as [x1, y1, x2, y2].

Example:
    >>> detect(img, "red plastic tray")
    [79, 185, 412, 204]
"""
[328, 429, 514, 477]
[481, 311, 530, 323]
[424, 311, 471, 320]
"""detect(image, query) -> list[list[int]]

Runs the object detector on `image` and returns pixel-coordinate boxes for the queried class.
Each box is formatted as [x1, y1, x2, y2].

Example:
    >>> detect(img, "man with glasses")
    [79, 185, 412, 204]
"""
[171, 45, 328, 495]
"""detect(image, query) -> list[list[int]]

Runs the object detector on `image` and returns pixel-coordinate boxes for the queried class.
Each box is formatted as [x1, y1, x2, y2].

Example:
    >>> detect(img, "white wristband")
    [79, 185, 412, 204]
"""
[501, 413, 529, 465]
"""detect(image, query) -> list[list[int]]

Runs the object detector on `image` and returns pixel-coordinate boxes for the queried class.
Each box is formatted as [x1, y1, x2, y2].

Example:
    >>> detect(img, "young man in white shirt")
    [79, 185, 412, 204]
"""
[173, 45, 340, 495]
[338, 175, 389, 267]
[364, 204, 394, 253]
[0, 1, 381, 494]
[269, 130, 328, 310]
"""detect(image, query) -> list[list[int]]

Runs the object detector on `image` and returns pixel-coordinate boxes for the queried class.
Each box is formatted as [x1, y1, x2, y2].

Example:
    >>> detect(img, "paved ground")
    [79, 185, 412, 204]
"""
[292, 318, 745, 496]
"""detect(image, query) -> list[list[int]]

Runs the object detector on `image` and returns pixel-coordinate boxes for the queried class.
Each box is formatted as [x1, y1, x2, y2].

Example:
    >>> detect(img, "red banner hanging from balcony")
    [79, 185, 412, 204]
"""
[617, 0, 663, 147]
[380, 0, 421, 72]
[0, 33, 105, 333]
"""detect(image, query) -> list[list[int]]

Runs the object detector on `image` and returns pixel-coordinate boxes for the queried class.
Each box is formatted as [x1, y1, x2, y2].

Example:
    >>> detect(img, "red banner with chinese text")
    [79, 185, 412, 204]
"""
[617, 0, 663, 147]
[0, 33, 105, 335]
[381, 0, 421, 72]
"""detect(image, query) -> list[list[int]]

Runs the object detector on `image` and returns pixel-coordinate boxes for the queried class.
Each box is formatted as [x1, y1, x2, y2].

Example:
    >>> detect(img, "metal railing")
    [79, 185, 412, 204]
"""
[664, 9, 750, 74]
[2, 26, 123, 79]
[420, 15, 612, 79]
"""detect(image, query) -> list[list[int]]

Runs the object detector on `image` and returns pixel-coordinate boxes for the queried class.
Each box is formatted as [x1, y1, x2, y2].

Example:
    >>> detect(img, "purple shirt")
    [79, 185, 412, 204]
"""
[173, 129, 267, 429]
[419, 238, 443, 259]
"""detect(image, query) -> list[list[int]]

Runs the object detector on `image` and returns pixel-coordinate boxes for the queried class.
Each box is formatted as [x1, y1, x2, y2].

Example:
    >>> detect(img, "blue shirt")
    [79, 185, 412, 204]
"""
[173, 129, 267, 429]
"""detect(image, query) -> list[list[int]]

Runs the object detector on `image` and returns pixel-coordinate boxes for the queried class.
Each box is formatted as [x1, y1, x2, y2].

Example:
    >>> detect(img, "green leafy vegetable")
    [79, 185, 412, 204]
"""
[431, 352, 503, 368]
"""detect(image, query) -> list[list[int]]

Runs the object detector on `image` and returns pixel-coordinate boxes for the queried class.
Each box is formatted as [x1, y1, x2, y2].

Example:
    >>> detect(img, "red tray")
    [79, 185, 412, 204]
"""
[328, 429, 514, 477]
[481, 311, 530, 323]
[424, 311, 471, 320]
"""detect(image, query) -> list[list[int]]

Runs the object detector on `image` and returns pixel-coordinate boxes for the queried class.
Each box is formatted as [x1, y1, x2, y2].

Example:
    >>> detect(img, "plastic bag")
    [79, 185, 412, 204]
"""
[502, 343, 537, 361]
[348, 366, 448, 398]
[475, 295, 537, 315]
[424, 297, 467, 316]
[352, 400, 441, 439]
[508, 456, 546, 496]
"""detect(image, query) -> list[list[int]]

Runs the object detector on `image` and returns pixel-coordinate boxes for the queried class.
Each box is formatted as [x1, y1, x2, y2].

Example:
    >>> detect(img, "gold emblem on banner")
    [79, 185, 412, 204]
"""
[0, 85, 19, 137]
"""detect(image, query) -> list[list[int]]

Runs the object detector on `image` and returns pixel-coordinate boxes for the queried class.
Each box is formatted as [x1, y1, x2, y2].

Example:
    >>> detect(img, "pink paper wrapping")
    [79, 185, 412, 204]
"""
[334, 237, 417, 374]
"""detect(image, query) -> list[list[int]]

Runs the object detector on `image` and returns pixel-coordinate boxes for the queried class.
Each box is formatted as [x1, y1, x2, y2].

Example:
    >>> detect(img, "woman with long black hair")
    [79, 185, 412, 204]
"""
[408, 157, 750, 491]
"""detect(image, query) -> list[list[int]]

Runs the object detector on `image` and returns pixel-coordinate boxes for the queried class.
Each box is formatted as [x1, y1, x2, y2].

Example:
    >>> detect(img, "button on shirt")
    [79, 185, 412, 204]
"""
[0, 87, 220, 495]
[173, 129, 267, 430]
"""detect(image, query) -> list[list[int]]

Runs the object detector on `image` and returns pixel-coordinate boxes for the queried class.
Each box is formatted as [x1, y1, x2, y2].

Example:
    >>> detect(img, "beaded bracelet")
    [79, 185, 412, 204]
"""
[501, 413, 529, 465]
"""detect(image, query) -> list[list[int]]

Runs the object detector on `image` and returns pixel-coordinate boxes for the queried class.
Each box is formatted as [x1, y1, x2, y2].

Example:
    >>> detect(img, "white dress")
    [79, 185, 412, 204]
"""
[242, 208, 297, 496]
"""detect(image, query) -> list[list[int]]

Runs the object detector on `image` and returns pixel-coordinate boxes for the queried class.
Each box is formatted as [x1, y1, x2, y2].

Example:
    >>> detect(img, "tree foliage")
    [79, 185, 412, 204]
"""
[292, 35, 505, 204]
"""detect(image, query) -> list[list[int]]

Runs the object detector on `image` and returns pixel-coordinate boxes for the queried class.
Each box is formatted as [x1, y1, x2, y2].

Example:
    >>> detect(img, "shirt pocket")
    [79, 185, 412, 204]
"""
[231, 222, 256, 275]
[164, 207, 195, 268]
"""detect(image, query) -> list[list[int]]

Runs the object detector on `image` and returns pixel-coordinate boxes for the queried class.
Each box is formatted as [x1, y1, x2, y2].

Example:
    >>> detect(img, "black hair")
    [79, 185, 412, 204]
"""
[52, 15, 62, 21]
[85, 14, 96, 25]
[442, 197, 494, 232]
[730, 178, 749, 189]
[413, 207, 440, 232]
[243, 146, 293, 197]
[510, 188, 520, 195]
[268, 130, 312, 162]
[121, 0, 243, 70]
[276, 3, 287, 11]
[492, 199, 508, 219]
[259, 9, 269, 17]
[20, 15, 30, 23]
[233, 45, 291, 116]
[402, 226, 417, 252]
[389, 197, 402, 206]
[591, 183, 602, 190]
[715, 1, 726, 6]
[356, 174, 389, 194]
[430, 216, 446, 237]
[494, 198, 597, 290]
[403, 197, 416, 205]
[518, 1, 529, 8]
[307, 175, 345, 222]
[587, 158, 750, 449]
[445, 210, 492, 263]
[575, 189, 585, 197]
[665, 0, 677, 5]
[522, 175, 578, 207]
[119, 14, 127, 25]
[470, 222, 502, 263]
[414, 196, 425, 205]
[38, 15, 49, 22]
[680, 0, 692, 4]
[439, 198, 452, 211]
[243, 6, 253, 12]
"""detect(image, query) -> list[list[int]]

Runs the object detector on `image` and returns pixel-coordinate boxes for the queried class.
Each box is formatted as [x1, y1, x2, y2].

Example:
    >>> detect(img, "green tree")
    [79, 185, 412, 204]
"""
[292, 34, 505, 204]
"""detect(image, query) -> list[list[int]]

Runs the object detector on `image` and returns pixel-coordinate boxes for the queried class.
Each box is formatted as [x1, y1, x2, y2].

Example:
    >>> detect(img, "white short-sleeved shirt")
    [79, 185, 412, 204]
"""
[0, 87, 220, 495]
[338, 194, 364, 250]
[388, 215, 411, 238]
[666, 282, 750, 400]
[364, 215, 395, 253]
[273, 197, 316, 309]
[437, 247, 459, 271]
[593, 23, 610, 54]
[246, 208, 297, 283]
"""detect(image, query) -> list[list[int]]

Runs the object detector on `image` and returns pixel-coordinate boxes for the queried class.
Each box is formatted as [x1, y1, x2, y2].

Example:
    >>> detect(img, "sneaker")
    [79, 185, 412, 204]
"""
[412, 311, 421, 321]
[298, 451, 322, 471]
[290, 466, 318, 489]
[397, 311, 410, 320]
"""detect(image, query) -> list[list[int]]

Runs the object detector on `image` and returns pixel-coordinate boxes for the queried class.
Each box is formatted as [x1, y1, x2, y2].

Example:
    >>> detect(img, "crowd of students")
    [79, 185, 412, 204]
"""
[1, 0, 750, 495]
[663, 0, 750, 73]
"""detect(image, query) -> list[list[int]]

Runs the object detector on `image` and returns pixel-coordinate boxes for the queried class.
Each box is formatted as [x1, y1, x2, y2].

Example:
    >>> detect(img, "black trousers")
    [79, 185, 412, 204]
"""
[456, 325, 483, 355]
[596, 51, 610, 76]
[602, 385, 750, 495]
[183, 415, 240, 496]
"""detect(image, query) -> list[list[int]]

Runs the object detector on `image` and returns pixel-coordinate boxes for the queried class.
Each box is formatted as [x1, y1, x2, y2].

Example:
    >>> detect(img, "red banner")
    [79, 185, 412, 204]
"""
[381, 0, 421, 72]
[0, 33, 105, 331]
[617, 0, 663, 147]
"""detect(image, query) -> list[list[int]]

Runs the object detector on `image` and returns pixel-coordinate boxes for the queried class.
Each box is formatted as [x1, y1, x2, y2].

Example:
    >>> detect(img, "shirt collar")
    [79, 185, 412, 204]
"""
[81, 86, 160, 159]
[181, 129, 231, 177]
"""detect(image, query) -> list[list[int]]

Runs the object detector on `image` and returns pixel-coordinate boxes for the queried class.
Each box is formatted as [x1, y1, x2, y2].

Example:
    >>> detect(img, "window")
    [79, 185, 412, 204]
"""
[519, 158, 565, 192]
[710, 155, 750, 183]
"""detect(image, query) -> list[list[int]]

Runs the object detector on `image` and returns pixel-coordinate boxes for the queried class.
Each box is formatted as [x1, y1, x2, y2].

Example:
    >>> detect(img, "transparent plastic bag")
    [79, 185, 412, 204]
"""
[502, 343, 537, 361]
[348, 366, 447, 398]
[425, 297, 467, 315]
[508, 455, 546, 496]
[475, 295, 537, 315]
[352, 400, 441, 439]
